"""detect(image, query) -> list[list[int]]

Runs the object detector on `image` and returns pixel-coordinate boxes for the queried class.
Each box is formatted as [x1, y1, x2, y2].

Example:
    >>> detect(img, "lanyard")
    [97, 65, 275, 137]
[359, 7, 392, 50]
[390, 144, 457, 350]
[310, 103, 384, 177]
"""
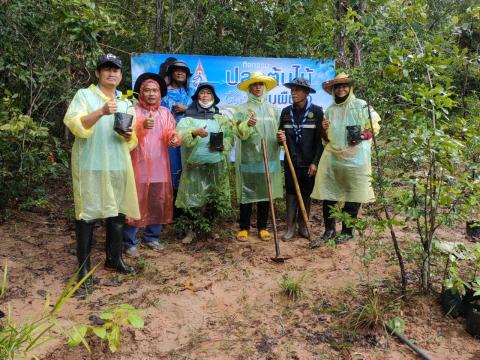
[289, 99, 311, 144]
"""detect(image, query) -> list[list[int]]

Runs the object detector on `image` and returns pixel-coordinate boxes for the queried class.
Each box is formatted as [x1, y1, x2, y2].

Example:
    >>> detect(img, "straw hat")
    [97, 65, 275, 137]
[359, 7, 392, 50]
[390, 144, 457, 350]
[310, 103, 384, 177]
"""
[322, 72, 354, 94]
[237, 71, 277, 92]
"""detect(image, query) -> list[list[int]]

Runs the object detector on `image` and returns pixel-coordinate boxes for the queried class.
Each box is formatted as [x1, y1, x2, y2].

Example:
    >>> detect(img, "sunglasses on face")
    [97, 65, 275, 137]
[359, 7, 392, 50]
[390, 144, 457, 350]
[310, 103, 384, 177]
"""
[333, 84, 350, 89]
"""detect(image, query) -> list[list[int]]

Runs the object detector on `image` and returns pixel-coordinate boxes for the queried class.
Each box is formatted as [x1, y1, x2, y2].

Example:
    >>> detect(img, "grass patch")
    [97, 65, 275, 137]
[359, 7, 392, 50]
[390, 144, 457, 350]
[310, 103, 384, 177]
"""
[279, 273, 307, 301]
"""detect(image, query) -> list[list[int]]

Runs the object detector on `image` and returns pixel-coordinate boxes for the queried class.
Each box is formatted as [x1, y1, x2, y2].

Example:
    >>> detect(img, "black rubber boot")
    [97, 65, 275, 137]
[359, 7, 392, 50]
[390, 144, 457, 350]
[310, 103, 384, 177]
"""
[282, 194, 297, 241]
[298, 197, 311, 239]
[75, 220, 95, 285]
[105, 215, 135, 274]
[322, 200, 337, 240]
[336, 202, 361, 244]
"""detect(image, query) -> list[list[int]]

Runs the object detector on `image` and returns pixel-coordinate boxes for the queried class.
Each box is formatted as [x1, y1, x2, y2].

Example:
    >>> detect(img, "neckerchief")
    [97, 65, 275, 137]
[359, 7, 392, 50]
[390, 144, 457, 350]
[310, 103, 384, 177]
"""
[290, 99, 311, 144]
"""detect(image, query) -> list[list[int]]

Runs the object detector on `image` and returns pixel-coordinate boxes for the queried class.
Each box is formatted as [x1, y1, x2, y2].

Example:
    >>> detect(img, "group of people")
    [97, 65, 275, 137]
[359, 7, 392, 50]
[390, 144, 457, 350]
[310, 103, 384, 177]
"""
[64, 53, 380, 285]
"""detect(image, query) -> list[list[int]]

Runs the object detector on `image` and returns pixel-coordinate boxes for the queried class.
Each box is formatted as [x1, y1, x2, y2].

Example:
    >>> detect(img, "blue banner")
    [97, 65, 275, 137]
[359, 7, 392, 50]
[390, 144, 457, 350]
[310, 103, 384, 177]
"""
[131, 53, 335, 110]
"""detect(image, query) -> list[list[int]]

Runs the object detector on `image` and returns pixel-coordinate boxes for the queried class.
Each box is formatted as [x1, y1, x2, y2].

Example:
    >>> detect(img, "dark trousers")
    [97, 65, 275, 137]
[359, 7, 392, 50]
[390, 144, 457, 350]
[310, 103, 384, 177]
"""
[284, 166, 315, 197]
[239, 201, 269, 231]
[323, 200, 361, 229]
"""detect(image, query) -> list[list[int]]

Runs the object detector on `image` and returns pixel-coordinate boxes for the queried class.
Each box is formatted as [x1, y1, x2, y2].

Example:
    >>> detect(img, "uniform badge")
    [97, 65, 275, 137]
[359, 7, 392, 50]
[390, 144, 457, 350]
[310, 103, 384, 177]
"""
[307, 112, 314, 119]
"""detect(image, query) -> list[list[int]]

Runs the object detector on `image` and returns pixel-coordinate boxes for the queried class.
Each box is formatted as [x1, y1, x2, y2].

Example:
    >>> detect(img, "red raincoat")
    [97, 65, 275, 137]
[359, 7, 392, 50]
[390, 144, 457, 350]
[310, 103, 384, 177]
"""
[127, 105, 177, 226]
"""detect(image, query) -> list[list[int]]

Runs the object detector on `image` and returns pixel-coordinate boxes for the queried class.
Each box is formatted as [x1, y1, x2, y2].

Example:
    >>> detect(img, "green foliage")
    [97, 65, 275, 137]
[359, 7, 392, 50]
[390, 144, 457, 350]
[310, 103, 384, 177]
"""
[279, 273, 306, 301]
[175, 180, 236, 240]
[386, 317, 405, 335]
[67, 304, 144, 353]
[0, 91, 67, 219]
[330, 0, 480, 292]
[0, 265, 98, 359]
[443, 244, 480, 297]
[0, 0, 123, 218]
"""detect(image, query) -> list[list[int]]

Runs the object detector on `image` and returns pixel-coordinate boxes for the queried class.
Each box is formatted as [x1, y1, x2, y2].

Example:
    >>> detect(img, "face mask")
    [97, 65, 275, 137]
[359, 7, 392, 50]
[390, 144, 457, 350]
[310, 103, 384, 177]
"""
[199, 99, 214, 109]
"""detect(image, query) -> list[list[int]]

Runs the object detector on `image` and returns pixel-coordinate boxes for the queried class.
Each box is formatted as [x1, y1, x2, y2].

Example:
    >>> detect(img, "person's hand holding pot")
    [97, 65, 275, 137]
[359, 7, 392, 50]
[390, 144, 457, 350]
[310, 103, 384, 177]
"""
[120, 126, 133, 141]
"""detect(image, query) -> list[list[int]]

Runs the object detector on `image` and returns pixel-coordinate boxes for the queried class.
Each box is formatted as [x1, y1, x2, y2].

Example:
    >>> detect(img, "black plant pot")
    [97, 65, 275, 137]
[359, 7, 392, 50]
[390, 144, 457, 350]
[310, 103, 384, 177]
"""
[209, 132, 224, 152]
[113, 112, 133, 135]
[441, 288, 465, 318]
[346, 125, 362, 142]
[466, 221, 480, 239]
[466, 303, 480, 338]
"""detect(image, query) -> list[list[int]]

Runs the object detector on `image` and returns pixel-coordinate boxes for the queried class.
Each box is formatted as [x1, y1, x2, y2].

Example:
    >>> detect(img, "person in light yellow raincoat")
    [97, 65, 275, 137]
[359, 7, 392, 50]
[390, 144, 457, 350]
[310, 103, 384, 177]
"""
[175, 83, 234, 244]
[310, 73, 380, 246]
[64, 54, 140, 285]
[233, 72, 281, 242]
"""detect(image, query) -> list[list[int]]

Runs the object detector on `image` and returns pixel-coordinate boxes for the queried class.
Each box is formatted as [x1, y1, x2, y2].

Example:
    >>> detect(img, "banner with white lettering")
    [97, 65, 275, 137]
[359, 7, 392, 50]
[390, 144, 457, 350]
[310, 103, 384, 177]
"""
[131, 53, 335, 109]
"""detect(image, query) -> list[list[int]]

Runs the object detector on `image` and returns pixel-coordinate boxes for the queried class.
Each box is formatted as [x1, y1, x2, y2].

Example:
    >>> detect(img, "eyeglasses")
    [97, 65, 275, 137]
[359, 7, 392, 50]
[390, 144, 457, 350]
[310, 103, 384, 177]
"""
[333, 84, 350, 89]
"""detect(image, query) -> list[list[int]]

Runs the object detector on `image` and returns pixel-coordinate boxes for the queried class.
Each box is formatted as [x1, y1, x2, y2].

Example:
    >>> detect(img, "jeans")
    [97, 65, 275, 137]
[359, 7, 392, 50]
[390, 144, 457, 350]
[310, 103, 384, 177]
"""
[123, 224, 162, 249]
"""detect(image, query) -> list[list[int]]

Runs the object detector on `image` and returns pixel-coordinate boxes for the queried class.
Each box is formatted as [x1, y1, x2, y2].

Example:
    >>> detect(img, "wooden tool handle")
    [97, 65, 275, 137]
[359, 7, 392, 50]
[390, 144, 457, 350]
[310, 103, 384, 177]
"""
[282, 140, 312, 239]
[261, 138, 280, 257]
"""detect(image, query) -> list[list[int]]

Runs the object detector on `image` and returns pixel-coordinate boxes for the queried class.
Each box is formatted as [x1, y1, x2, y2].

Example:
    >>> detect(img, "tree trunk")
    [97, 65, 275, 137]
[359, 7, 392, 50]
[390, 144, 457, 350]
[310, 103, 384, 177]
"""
[352, 0, 366, 67]
[63, 62, 72, 141]
[168, 0, 173, 52]
[154, 0, 164, 52]
[335, 0, 349, 68]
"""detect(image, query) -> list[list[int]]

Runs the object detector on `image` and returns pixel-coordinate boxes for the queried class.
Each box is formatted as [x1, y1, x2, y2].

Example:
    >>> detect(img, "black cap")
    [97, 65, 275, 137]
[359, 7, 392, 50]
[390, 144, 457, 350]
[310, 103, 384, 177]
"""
[133, 72, 167, 99]
[192, 82, 220, 105]
[284, 77, 316, 94]
[96, 53, 122, 69]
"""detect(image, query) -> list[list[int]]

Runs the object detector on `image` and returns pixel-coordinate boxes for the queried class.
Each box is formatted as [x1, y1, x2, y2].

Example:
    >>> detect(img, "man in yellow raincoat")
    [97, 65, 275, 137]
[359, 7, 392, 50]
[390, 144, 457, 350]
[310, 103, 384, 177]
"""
[310, 73, 380, 246]
[233, 72, 282, 242]
[64, 54, 140, 284]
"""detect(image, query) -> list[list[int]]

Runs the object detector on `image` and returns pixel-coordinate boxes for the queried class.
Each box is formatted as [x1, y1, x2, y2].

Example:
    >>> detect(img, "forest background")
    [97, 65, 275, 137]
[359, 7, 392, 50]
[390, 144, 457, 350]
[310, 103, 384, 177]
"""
[1, 0, 480, 331]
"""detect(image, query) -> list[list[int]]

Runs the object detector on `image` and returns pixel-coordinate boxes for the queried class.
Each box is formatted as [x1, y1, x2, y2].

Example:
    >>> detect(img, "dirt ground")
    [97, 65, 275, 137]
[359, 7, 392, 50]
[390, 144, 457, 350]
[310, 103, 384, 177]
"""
[0, 197, 479, 360]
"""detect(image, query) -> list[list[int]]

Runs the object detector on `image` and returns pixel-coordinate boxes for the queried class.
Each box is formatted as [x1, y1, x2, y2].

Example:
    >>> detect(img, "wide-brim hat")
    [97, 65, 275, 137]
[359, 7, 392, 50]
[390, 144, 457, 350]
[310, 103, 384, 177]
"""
[237, 71, 277, 92]
[133, 72, 167, 99]
[284, 77, 316, 94]
[322, 72, 354, 95]
[192, 82, 220, 105]
[166, 60, 193, 77]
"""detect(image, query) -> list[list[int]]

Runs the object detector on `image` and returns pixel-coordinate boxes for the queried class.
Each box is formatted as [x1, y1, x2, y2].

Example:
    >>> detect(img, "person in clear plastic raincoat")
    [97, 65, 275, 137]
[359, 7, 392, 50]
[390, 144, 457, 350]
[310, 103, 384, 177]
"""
[310, 73, 380, 246]
[175, 83, 233, 244]
[233, 72, 282, 242]
[63, 54, 140, 284]
[123, 73, 180, 258]
[161, 60, 195, 197]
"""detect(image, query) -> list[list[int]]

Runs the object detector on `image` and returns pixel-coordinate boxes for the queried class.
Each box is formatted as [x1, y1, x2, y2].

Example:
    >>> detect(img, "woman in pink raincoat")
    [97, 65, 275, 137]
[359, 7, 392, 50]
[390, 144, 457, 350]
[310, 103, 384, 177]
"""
[123, 73, 180, 258]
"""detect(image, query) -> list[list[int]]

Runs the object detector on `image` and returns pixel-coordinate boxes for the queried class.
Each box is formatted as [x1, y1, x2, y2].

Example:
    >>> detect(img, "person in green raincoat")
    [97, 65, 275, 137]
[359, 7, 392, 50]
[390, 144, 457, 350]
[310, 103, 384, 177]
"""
[233, 72, 281, 242]
[175, 83, 233, 244]
[64, 54, 140, 285]
[310, 73, 380, 246]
